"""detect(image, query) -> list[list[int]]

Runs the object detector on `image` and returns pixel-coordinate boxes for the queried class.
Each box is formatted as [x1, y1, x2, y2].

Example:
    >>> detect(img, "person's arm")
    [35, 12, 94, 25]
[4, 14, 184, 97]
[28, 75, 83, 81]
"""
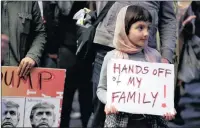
[26, 1, 47, 66]
[158, 1, 177, 63]
[178, 11, 196, 55]
[18, 2, 47, 77]
[96, 52, 112, 104]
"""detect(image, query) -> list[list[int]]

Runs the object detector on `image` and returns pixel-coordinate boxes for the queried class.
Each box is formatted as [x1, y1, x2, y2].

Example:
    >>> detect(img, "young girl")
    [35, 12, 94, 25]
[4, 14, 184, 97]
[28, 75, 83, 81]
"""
[96, 5, 176, 128]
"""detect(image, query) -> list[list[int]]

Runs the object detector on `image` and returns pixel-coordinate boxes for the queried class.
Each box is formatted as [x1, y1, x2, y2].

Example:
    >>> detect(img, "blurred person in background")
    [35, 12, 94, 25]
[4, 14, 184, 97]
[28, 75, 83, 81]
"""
[41, 1, 58, 68]
[46, 1, 93, 127]
[176, 1, 200, 127]
[1, 1, 46, 77]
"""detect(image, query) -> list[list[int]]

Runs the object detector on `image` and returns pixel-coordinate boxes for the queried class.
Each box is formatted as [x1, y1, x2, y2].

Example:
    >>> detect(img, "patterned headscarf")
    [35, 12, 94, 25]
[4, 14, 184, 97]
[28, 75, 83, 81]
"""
[113, 6, 161, 62]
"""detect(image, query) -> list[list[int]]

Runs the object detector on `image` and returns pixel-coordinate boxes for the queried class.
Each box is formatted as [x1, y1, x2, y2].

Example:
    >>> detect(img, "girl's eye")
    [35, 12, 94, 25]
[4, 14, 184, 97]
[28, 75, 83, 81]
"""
[137, 26, 144, 31]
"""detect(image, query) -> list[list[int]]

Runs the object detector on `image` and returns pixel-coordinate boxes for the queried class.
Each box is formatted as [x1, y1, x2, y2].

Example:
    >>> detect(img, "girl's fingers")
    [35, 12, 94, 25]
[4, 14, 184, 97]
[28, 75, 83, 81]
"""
[110, 106, 115, 113]
[163, 114, 166, 118]
[168, 113, 172, 120]
[105, 106, 110, 115]
[104, 108, 107, 114]
[111, 105, 118, 114]
[165, 113, 169, 120]
[167, 113, 171, 120]
[170, 113, 175, 120]
[164, 113, 167, 120]
[104, 106, 108, 114]
[105, 109, 110, 115]
[105, 104, 118, 114]
[163, 111, 176, 120]
[114, 107, 118, 113]
[113, 107, 118, 114]
[167, 113, 174, 120]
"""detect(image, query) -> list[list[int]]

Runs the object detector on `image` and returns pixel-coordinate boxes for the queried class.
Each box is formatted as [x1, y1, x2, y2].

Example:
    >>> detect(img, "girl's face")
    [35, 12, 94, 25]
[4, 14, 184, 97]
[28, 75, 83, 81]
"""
[127, 21, 150, 47]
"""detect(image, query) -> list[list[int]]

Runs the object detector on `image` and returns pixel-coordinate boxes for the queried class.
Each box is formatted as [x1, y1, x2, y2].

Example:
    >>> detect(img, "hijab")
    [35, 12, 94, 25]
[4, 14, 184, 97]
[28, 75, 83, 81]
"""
[113, 6, 161, 62]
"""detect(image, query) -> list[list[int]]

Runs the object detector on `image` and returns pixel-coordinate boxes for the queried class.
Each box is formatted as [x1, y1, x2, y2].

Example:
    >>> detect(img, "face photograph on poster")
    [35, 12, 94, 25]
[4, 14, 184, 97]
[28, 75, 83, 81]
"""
[24, 98, 61, 128]
[1, 97, 25, 128]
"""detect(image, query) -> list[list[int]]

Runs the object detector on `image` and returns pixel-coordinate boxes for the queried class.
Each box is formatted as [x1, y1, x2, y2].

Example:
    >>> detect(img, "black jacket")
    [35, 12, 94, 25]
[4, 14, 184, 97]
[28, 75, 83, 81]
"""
[43, 1, 88, 54]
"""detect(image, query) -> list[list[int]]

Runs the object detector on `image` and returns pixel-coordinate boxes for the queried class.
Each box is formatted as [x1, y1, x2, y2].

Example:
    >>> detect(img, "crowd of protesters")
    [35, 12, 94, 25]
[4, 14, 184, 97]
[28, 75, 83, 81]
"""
[1, 1, 200, 128]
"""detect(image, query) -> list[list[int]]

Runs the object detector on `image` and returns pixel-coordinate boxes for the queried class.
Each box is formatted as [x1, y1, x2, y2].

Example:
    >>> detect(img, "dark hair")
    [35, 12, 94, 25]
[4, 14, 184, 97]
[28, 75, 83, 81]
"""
[191, 1, 200, 18]
[192, 1, 200, 10]
[125, 5, 152, 35]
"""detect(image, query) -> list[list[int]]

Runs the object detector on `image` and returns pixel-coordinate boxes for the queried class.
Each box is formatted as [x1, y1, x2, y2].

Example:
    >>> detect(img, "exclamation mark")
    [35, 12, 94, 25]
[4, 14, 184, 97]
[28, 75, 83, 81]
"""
[162, 85, 167, 108]
[164, 85, 166, 98]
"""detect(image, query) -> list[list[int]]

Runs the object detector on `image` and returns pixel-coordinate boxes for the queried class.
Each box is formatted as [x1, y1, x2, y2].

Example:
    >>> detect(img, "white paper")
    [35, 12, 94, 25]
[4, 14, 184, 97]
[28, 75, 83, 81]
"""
[107, 59, 175, 115]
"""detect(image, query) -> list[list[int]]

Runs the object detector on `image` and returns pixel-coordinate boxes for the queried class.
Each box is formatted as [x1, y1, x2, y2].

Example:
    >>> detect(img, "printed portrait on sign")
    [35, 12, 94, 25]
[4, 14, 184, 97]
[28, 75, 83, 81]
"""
[1, 97, 25, 128]
[24, 98, 60, 128]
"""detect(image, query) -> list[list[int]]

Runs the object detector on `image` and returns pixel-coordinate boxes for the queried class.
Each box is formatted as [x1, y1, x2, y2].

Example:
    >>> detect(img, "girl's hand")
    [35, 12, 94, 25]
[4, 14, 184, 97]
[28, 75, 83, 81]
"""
[104, 104, 118, 115]
[163, 109, 177, 120]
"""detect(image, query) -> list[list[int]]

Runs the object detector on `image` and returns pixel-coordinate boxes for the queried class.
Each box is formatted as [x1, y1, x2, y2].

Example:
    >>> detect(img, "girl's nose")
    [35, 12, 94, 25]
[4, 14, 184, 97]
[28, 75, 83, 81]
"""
[143, 29, 149, 38]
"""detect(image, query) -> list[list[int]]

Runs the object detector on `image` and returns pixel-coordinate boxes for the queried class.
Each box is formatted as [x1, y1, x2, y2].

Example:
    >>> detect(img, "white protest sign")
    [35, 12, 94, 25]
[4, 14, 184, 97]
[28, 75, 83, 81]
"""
[107, 59, 174, 116]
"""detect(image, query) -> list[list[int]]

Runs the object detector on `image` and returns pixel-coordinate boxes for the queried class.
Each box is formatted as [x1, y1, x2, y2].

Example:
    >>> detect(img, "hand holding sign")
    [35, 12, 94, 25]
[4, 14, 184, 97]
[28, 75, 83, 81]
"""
[104, 103, 118, 115]
[17, 57, 36, 77]
[163, 109, 176, 120]
[104, 104, 176, 120]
